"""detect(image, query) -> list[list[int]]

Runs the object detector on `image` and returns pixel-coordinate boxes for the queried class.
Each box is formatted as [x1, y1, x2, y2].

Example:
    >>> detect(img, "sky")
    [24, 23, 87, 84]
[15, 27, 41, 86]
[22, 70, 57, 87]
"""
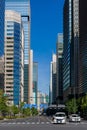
[30, 0, 64, 94]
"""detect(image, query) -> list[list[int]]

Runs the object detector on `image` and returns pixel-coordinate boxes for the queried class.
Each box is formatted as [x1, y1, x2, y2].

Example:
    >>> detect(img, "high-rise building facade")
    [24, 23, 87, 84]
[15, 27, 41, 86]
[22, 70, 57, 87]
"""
[49, 62, 53, 105]
[4, 10, 24, 105]
[37, 91, 49, 110]
[49, 54, 57, 104]
[5, 0, 31, 103]
[79, 0, 87, 95]
[28, 50, 33, 104]
[63, 0, 87, 101]
[63, 0, 79, 101]
[0, 0, 5, 89]
[63, 0, 72, 101]
[56, 33, 63, 104]
[33, 62, 38, 105]
[0, 0, 5, 57]
[0, 56, 4, 90]
[24, 49, 33, 104]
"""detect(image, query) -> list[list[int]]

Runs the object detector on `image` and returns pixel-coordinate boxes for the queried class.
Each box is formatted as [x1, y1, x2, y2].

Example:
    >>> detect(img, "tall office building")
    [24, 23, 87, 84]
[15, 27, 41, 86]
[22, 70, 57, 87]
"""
[49, 54, 57, 104]
[49, 62, 53, 105]
[0, 0, 5, 57]
[0, 56, 4, 90]
[4, 10, 24, 105]
[0, 0, 5, 91]
[63, 0, 72, 101]
[63, 0, 87, 101]
[56, 33, 63, 104]
[5, 0, 31, 103]
[33, 62, 38, 105]
[63, 0, 79, 101]
[79, 0, 87, 95]
[28, 50, 33, 104]
[24, 49, 33, 104]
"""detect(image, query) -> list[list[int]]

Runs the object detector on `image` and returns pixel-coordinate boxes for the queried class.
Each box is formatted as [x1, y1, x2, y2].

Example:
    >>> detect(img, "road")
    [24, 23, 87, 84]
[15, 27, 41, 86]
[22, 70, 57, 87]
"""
[0, 115, 87, 130]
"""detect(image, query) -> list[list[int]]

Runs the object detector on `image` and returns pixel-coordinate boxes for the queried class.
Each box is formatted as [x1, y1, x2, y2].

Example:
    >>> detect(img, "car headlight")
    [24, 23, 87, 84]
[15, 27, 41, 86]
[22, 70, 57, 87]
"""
[62, 118, 66, 123]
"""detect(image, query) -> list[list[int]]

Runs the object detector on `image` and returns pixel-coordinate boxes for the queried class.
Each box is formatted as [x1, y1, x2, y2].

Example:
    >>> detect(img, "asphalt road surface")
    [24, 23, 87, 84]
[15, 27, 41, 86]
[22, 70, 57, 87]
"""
[0, 115, 87, 130]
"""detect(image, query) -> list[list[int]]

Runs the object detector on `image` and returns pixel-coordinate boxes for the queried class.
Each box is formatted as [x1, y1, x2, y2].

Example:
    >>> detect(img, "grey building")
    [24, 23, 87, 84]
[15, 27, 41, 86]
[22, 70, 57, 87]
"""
[56, 33, 63, 104]
[63, 0, 79, 101]
[63, 0, 87, 101]
[50, 54, 57, 104]
[79, 0, 87, 95]
[33, 62, 38, 105]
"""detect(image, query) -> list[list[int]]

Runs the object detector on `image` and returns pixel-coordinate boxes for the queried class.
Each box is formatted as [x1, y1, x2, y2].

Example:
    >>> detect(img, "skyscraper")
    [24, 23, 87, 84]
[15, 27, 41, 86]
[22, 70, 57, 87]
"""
[5, 0, 31, 103]
[0, 56, 4, 90]
[63, 0, 79, 101]
[49, 54, 57, 104]
[0, 0, 5, 57]
[63, 0, 72, 101]
[79, 0, 87, 95]
[4, 10, 24, 105]
[63, 0, 87, 101]
[56, 33, 63, 104]
[33, 62, 38, 105]
[0, 0, 5, 92]
[28, 50, 33, 104]
[23, 49, 33, 104]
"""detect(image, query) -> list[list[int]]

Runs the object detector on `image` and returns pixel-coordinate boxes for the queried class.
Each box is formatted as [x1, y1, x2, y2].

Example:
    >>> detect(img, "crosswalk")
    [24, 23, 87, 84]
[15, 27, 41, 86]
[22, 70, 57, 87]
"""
[0, 121, 51, 125]
[0, 121, 87, 126]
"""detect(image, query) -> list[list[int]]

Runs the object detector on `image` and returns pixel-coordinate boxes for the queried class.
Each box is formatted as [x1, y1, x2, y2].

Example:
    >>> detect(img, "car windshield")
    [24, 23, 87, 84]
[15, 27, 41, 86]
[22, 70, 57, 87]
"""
[72, 114, 79, 117]
[55, 113, 65, 117]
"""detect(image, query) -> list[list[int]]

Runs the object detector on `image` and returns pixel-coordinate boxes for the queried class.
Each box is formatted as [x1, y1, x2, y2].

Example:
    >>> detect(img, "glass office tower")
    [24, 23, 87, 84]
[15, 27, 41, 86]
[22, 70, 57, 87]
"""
[5, 10, 24, 105]
[63, 0, 79, 101]
[63, 0, 72, 101]
[56, 33, 63, 104]
[5, 0, 30, 103]
[0, 0, 5, 91]
[79, 0, 87, 95]
[33, 62, 38, 105]
[0, 0, 5, 57]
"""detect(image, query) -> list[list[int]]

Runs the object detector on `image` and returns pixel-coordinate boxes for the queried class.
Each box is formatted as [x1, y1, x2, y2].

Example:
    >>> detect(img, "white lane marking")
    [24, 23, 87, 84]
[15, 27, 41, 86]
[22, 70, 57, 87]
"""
[12, 122, 16, 124]
[26, 122, 30, 124]
[22, 122, 26, 124]
[46, 122, 50, 124]
[32, 122, 35, 124]
[3, 121, 87, 125]
[36, 122, 40, 124]
[41, 122, 45, 124]
[8, 122, 12, 124]
[17, 122, 21, 124]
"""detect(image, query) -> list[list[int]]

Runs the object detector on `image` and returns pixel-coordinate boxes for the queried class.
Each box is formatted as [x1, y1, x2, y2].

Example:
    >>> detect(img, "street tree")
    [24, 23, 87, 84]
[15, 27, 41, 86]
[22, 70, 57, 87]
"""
[0, 89, 8, 117]
[66, 98, 78, 114]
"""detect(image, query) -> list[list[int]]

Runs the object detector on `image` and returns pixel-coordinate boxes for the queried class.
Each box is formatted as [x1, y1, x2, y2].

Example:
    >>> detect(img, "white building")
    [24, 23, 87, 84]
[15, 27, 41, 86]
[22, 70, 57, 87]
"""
[4, 10, 24, 105]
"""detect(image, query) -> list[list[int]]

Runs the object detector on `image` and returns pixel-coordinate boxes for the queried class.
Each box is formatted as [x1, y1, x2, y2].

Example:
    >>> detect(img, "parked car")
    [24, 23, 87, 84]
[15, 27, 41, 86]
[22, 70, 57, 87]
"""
[69, 114, 81, 122]
[52, 112, 66, 124]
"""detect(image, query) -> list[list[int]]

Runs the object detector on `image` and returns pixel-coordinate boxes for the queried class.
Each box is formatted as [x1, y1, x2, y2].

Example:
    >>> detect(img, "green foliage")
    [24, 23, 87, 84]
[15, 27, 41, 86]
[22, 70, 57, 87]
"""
[19, 102, 25, 114]
[0, 89, 8, 117]
[78, 94, 87, 118]
[11, 105, 19, 116]
[66, 98, 78, 114]
[23, 108, 31, 116]
[66, 94, 87, 118]
[31, 107, 38, 116]
[20, 102, 25, 109]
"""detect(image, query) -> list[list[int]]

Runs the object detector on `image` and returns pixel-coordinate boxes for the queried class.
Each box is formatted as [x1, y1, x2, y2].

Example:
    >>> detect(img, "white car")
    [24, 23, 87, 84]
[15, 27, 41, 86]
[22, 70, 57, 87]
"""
[52, 112, 66, 124]
[69, 114, 81, 122]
